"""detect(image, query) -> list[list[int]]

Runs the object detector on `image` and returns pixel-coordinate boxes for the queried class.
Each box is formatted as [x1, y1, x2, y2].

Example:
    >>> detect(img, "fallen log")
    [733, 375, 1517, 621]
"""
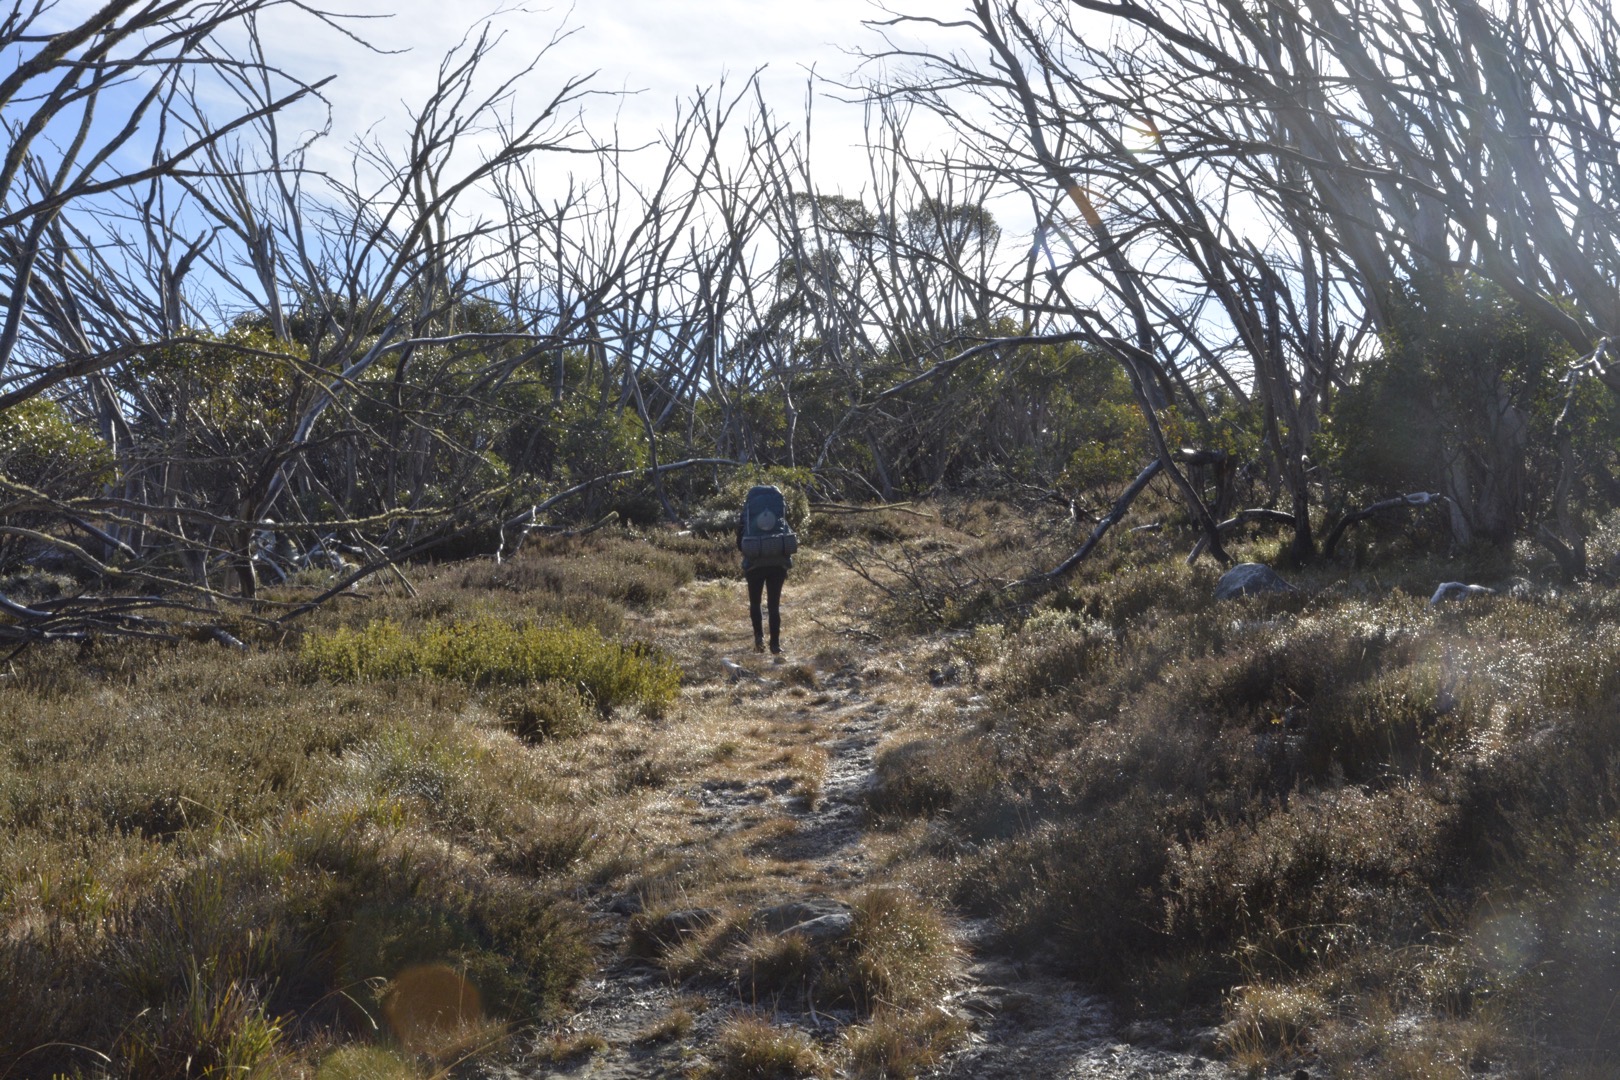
[1321, 492, 1444, 559]
[1019, 458, 1164, 584]
[1187, 508, 1297, 563]
[809, 501, 935, 519]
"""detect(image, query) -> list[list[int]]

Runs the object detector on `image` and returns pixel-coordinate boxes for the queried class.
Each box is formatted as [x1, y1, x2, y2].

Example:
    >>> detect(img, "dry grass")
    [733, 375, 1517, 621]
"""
[843, 1007, 971, 1079]
[856, 503, 1620, 1075]
[635, 1001, 698, 1044]
[0, 528, 740, 1075]
[13, 494, 1606, 1077]
[707, 1015, 826, 1080]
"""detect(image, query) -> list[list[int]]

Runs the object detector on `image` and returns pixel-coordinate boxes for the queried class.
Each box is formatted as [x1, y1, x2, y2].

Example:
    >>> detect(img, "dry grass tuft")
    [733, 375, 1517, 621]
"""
[635, 1002, 698, 1044]
[707, 1015, 826, 1080]
[843, 1007, 970, 1079]
[844, 888, 960, 1010]
[539, 1029, 610, 1062]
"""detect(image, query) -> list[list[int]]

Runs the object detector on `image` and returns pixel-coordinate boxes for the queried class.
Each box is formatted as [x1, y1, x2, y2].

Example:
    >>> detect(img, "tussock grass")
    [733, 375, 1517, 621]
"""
[708, 1016, 825, 1080]
[317, 1045, 423, 1080]
[635, 1002, 697, 1044]
[867, 514, 1620, 1075]
[843, 1007, 970, 1079]
[844, 888, 959, 1010]
[662, 886, 959, 1020]
[0, 525, 725, 1075]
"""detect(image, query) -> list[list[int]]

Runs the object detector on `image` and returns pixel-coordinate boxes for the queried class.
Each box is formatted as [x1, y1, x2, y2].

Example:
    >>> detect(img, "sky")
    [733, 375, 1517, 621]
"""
[16, 0, 1045, 320]
[246, 0, 954, 198]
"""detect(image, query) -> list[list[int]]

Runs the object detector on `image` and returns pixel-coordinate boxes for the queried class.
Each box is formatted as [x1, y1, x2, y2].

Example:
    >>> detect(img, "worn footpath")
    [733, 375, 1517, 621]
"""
[499, 548, 1237, 1079]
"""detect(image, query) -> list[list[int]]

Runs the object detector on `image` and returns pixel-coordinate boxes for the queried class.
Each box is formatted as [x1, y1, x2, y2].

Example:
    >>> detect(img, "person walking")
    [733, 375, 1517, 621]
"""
[737, 485, 797, 656]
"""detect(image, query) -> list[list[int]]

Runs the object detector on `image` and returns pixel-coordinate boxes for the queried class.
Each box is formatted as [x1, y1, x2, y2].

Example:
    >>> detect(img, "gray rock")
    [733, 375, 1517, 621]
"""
[780, 912, 855, 943]
[606, 892, 644, 916]
[1429, 581, 1496, 606]
[1214, 562, 1295, 600]
[756, 897, 851, 935]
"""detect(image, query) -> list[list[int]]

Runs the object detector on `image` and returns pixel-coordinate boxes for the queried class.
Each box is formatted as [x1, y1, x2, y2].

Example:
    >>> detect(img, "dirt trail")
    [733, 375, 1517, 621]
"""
[506, 550, 1236, 1079]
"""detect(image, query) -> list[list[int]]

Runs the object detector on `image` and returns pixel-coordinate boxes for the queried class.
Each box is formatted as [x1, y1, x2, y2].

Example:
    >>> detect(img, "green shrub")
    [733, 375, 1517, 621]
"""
[997, 610, 1115, 701]
[963, 796, 1178, 984]
[299, 617, 680, 715]
[867, 735, 998, 819]
[1302, 664, 1450, 783]
[0, 398, 116, 571]
[1166, 786, 1452, 970]
[1055, 559, 1213, 629]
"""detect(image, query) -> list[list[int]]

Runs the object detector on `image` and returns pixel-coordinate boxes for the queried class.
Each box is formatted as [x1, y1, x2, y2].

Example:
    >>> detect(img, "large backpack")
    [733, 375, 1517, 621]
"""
[740, 484, 798, 567]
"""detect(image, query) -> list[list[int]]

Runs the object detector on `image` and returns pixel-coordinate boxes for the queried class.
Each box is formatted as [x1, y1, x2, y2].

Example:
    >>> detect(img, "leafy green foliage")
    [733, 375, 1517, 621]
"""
[298, 617, 681, 715]
[0, 398, 115, 494]
[1329, 275, 1611, 546]
[0, 398, 117, 569]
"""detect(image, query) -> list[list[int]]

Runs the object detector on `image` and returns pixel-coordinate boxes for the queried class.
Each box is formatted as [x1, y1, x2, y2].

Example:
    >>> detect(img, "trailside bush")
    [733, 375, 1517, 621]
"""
[0, 398, 116, 571]
[299, 617, 680, 715]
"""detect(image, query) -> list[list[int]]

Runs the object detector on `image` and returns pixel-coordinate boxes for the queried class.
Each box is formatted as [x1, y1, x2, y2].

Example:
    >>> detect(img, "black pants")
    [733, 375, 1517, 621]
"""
[745, 566, 786, 650]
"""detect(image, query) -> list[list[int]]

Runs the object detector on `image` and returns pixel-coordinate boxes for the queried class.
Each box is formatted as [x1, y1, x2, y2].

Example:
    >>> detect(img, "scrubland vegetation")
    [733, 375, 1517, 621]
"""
[3, 491, 1619, 1077]
[0, 507, 977, 1076]
[9, 0, 1620, 1075]
[854, 498, 1620, 1077]
[0, 530, 714, 1076]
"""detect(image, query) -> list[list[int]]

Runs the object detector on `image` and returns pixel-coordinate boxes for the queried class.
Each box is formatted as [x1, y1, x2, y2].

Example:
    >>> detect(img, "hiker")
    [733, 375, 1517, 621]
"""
[737, 485, 798, 655]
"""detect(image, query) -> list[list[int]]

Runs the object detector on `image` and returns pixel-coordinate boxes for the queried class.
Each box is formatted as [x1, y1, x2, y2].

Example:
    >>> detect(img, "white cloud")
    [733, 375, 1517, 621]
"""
[245, 0, 914, 184]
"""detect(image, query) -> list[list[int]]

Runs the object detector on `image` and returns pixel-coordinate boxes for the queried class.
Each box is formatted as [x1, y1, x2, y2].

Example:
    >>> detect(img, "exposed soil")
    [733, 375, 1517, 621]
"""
[497, 549, 1238, 1079]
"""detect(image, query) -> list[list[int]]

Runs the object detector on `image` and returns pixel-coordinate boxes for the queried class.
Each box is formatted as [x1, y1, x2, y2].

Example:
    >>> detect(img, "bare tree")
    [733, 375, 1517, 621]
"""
[0, 1, 350, 404]
[863, 1, 1391, 561]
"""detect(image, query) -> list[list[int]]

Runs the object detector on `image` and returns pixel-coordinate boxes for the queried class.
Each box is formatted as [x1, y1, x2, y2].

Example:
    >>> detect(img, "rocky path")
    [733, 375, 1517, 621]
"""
[503, 554, 1237, 1079]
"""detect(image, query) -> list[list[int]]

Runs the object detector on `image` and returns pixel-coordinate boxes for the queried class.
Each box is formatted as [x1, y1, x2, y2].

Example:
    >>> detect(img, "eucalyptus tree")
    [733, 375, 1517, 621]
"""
[1039, 0, 1620, 560]
[0, 0, 350, 409]
[865, 1, 1387, 560]
[0, 5, 646, 643]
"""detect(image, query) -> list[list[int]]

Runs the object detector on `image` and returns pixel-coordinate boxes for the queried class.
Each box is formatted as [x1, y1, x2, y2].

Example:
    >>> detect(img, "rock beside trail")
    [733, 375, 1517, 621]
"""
[783, 912, 855, 942]
[1429, 581, 1496, 606]
[1215, 562, 1295, 600]
[606, 892, 644, 916]
[756, 897, 853, 941]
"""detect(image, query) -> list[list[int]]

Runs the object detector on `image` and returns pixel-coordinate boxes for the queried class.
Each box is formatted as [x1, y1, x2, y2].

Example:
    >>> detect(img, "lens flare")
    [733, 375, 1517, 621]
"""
[382, 964, 484, 1054]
